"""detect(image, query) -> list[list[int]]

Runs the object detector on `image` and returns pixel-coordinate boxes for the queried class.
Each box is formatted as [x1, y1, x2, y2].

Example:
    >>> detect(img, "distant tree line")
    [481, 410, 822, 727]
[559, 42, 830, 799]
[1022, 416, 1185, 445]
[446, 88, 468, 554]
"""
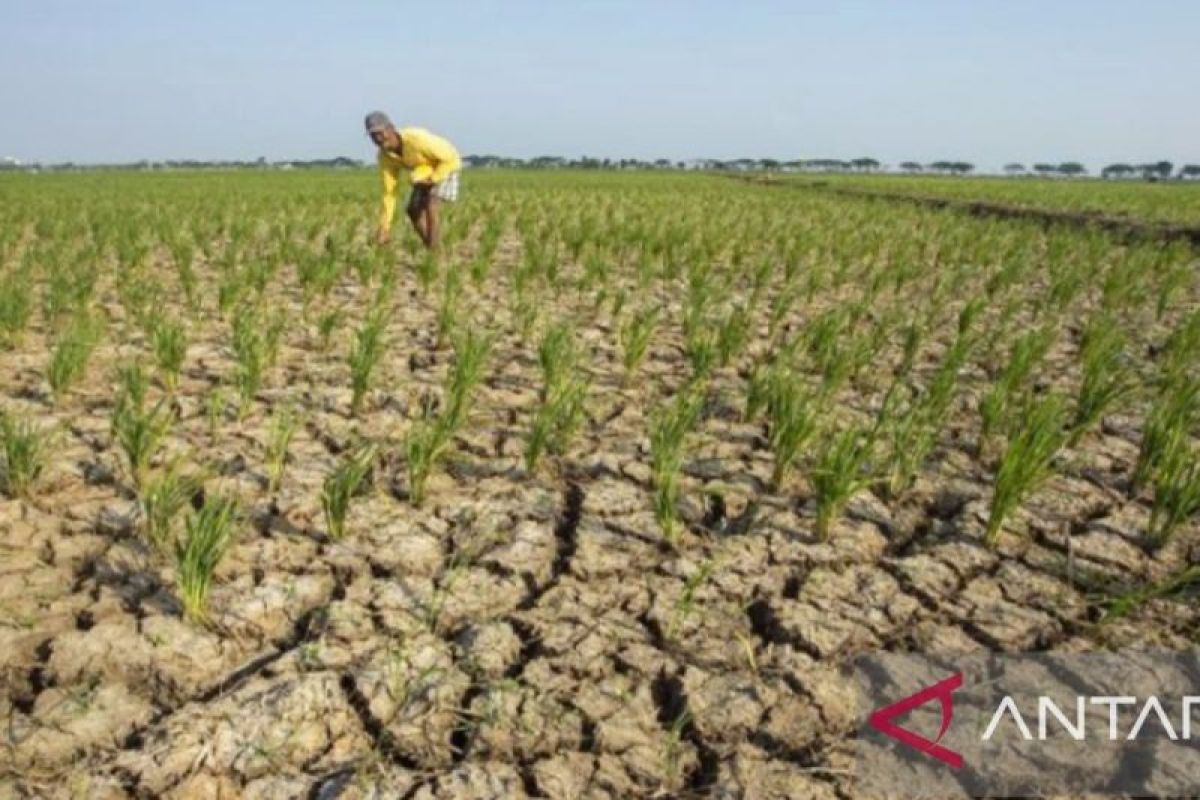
[0, 156, 364, 172]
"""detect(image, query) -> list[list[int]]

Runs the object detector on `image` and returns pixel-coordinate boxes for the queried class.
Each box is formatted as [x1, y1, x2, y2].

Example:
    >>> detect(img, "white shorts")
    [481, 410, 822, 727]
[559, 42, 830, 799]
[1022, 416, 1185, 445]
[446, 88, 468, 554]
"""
[408, 172, 460, 213]
[434, 171, 460, 202]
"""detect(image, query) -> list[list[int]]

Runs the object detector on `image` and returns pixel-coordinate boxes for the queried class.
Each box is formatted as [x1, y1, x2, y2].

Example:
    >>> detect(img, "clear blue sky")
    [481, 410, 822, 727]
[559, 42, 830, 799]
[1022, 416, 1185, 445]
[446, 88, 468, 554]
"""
[2, 0, 1197, 171]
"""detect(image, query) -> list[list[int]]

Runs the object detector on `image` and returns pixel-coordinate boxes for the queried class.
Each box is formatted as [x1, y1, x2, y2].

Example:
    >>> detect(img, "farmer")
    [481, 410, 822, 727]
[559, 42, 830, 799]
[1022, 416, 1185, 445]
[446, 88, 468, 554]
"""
[364, 111, 461, 250]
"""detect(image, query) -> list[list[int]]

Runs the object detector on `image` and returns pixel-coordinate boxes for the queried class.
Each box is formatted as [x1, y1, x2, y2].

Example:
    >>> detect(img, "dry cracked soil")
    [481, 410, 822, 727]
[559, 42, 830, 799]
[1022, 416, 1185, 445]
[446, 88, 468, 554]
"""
[2, 226, 1198, 800]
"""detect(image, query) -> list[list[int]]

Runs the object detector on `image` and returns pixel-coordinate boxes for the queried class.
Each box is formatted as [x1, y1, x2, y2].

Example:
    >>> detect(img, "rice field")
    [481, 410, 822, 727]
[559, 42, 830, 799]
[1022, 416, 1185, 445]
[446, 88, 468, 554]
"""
[1, 168, 1198, 798]
[781, 172, 1200, 227]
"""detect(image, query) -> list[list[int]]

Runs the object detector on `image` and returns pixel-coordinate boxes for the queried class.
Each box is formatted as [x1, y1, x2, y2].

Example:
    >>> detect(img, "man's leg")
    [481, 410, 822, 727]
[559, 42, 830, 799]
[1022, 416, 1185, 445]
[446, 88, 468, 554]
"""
[406, 187, 429, 246]
[424, 195, 441, 252]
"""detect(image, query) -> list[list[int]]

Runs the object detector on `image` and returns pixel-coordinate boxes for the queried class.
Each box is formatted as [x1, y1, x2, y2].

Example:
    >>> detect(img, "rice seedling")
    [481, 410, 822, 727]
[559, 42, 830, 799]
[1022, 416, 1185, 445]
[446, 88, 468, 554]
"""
[618, 305, 659, 381]
[263, 309, 289, 369]
[985, 393, 1069, 547]
[151, 318, 188, 392]
[1160, 309, 1199, 383]
[874, 381, 940, 499]
[525, 378, 588, 472]
[264, 403, 299, 493]
[321, 445, 375, 539]
[406, 328, 493, 505]
[666, 559, 715, 639]
[174, 494, 239, 624]
[1147, 435, 1200, 546]
[811, 425, 875, 541]
[1070, 315, 1136, 443]
[405, 416, 451, 508]
[1132, 377, 1200, 493]
[649, 390, 703, 546]
[1101, 565, 1200, 623]
[206, 386, 228, 438]
[348, 308, 387, 416]
[444, 328, 492, 427]
[436, 266, 464, 346]
[415, 251, 439, 294]
[0, 271, 32, 348]
[978, 325, 1055, 447]
[47, 314, 102, 400]
[716, 304, 752, 367]
[537, 322, 578, 398]
[0, 410, 54, 499]
[140, 460, 203, 553]
[112, 386, 173, 491]
[1155, 262, 1191, 321]
[316, 307, 343, 352]
[766, 368, 819, 489]
[230, 307, 267, 415]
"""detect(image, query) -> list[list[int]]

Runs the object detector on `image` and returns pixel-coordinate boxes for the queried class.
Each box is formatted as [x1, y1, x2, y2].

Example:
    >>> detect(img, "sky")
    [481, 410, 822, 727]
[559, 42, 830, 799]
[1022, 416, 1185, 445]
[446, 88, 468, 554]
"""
[2, 0, 1197, 172]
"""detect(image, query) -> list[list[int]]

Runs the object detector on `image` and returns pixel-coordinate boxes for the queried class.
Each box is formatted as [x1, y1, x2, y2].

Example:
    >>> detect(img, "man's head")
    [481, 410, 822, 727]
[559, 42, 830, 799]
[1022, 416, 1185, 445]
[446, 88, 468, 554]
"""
[364, 110, 400, 150]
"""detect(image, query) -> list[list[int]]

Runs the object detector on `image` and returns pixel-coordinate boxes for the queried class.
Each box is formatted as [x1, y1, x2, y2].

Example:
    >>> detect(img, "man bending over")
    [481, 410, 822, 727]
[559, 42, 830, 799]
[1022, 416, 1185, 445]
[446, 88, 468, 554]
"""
[364, 110, 461, 249]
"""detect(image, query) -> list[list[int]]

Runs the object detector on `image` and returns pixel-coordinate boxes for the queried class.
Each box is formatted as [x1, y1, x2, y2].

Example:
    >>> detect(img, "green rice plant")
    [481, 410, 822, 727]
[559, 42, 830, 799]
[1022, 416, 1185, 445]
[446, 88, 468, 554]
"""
[667, 559, 715, 640]
[151, 318, 188, 392]
[47, 314, 102, 400]
[811, 425, 875, 541]
[169, 237, 199, 310]
[0, 271, 33, 347]
[140, 461, 203, 553]
[985, 393, 1069, 547]
[618, 305, 659, 381]
[206, 386, 227, 438]
[956, 296, 986, 340]
[537, 321, 578, 398]
[525, 378, 588, 472]
[875, 381, 940, 499]
[897, 320, 924, 379]
[1160, 309, 1199, 383]
[1101, 565, 1200, 623]
[1155, 262, 1191, 321]
[230, 308, 266, 414]
[444, 328, 492, 427]
[112, 389, 173, 491]
[415, 251, 439, 294]
[321, 445, 375, 539]
[818, 329, 874, 397]
[316, 307, 343, 351]
[716, 304, 752, 367]
[978, 325, 1055, 446]
[405, 416, 453, 507]
[468, 254, 491, 287]
[264, 403, 300, 493]
[766, 368, 819, 489]
[405, 330, 493, 506]
[116, 361, 150, 411]
[263, 309, 288, 368]
[174, 494, 239, 624]
[744, 361, 773, 422]
[0, 410, 54, 499]
[684, 327, 718, 383]
[1147, 435, 1200, 546]
[348, 308, 387, 416]
[649, 390, 703, 546]
[1070, 315, 1136, 443]
[1132, 378, 1200, 493]
[436, 267, 464, 346]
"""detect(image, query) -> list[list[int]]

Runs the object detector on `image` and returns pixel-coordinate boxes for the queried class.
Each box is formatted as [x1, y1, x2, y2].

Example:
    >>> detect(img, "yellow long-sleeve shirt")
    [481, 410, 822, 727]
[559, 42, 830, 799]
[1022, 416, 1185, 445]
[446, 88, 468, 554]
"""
[378, 127, 462, 231]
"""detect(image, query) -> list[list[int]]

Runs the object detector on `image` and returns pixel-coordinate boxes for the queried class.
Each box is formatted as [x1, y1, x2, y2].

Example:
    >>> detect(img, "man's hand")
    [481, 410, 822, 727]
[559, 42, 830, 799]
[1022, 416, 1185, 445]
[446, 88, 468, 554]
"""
[375, 227, 391, 246]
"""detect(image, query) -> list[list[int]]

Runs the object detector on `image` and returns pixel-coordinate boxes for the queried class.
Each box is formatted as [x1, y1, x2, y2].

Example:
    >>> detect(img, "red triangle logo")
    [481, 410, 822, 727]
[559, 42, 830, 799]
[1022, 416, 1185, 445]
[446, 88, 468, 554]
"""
[868, 672, 964, 769]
